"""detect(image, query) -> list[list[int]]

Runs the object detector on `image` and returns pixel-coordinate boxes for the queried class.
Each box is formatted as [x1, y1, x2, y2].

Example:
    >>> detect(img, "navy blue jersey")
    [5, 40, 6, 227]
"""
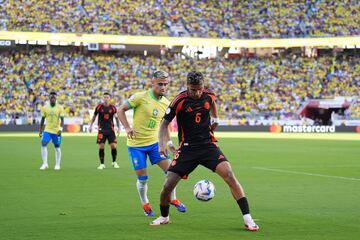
[94, 104, 117, 133]
[164, 89, 216, 146]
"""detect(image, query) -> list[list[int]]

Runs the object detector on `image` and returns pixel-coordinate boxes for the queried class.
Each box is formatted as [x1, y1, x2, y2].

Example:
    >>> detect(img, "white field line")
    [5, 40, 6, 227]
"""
[253, 167, 360, 181]
[257, 165, 360, 169]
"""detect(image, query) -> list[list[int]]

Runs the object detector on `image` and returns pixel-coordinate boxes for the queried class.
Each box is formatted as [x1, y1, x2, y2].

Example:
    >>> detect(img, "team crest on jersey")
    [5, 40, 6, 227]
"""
[152, 109, 159, 117]
[204, 101, 210, 110]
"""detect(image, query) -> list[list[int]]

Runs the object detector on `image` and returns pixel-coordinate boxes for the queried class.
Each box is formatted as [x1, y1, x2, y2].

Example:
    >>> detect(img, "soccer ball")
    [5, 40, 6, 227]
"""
[193, 180, 216, 201]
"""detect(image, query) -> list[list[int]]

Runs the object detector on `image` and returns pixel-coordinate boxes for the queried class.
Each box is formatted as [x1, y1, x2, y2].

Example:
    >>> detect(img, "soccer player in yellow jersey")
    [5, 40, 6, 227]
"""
[117, 70, 186, 216]
[39, 92, 65, 170]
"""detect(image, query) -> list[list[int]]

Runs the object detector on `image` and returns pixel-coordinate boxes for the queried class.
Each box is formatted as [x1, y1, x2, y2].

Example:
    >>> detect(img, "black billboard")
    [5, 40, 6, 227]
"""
[0, 40, 15, 48]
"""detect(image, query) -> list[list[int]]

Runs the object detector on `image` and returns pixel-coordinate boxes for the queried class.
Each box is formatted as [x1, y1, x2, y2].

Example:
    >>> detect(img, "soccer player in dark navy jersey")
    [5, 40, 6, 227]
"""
[89, 92, 121, 169]
[150, 71, 259, 231]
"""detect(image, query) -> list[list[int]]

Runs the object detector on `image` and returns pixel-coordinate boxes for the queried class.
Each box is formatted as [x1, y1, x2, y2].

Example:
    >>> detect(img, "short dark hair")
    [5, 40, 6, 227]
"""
[153, 70, 169, 79]
[103, 92, 111, 96]
[49, 91, 57, 96]
[187, 71, 204, 85]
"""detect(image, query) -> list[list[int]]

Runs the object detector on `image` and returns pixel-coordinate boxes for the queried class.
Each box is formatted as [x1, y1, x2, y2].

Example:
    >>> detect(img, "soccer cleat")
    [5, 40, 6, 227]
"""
[97, 164, 105, 170]
[150, 216, 170, 226]
[170, 199, 187, 213]
[54, 165, 61, 170]
[143, 203, 155, 217]
[244, 218, 259, 231]
[40, 164, 48, 170]
[112, 162, 119, 168]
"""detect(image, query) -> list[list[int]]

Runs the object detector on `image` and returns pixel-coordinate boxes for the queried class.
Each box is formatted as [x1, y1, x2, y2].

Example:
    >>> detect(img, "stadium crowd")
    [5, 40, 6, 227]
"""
[1, 0, 359, 38]
[1, 49, 359, 125]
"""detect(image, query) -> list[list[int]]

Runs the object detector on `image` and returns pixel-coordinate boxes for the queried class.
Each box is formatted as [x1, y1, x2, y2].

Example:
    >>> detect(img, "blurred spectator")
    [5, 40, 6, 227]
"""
[0, 49, 359, 124]
[1, 0, 359, 38]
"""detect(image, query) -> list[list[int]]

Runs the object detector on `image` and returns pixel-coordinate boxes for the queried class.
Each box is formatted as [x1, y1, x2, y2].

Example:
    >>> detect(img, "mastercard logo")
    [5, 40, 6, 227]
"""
[269, 125, 282, 133]
[356, 126, 360, 133]
[66, 124, 81, 133]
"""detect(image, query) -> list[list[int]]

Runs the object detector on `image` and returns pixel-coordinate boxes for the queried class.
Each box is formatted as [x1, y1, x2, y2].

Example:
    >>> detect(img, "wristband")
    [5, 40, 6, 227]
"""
[211, 118, 219, 124]
[59, 127, 63, 131]
[167, 140, 174, 147]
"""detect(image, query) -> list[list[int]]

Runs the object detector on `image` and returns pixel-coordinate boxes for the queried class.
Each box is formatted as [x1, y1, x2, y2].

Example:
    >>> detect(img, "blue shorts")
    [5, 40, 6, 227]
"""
[41, 131, 61, 147]
[128, 142, 169, 170]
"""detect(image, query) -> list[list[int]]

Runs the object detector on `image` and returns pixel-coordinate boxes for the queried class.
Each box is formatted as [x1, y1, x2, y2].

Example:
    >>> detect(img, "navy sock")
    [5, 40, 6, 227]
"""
[99, 149, 104, 164]
[160, 205, 170, 217]
[111, 148, 117, 162]
[237, 197, 250, 215]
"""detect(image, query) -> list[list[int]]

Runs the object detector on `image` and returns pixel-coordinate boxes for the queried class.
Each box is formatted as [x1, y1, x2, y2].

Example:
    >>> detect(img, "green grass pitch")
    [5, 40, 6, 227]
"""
[0, 133, 359, 240]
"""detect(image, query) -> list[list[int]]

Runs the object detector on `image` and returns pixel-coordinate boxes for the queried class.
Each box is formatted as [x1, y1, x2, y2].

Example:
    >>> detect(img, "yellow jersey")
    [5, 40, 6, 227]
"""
[41, 104, 65, 134]
[126, 90, 170, 147]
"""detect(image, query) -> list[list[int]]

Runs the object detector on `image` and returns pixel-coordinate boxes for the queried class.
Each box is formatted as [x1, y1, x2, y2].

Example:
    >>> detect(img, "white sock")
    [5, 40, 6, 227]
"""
[171, 187, 177, 201]
[243, 214, 254, 223]
[41, 146, 48, 165]
[55, 147, 61, 167]
[136, 179, 149, 205]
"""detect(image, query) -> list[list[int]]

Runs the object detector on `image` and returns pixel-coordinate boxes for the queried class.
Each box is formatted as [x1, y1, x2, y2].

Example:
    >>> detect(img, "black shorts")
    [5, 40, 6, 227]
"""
[168, 144, 228, 178]
[96, 131, 117, 144]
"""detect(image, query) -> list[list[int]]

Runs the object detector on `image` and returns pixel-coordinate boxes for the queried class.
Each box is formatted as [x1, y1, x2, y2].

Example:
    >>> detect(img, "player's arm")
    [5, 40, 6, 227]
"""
[39, 117, 45, 138]
[166, 125, 178, 157]
[117, 102, 136, 139]
[89, 106, 99, 133]
[159, 119, 172, 157]
[89, 114, 97, 133]
[58, 117, 64, 136]
[115, 114, 121, 136]
[210, 100, 219, 131]
[159, 99, 178, 157]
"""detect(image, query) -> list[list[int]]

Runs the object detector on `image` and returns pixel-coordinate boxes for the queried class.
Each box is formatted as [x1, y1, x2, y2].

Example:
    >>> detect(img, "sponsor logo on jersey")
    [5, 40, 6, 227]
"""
[204, 102, 210, 110]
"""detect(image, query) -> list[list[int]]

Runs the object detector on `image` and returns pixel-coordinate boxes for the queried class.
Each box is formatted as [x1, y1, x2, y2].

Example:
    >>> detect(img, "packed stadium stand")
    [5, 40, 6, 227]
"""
[1, 0, 359, 38]
[1, 49, 359, 125]
[0, 1, 359, 126]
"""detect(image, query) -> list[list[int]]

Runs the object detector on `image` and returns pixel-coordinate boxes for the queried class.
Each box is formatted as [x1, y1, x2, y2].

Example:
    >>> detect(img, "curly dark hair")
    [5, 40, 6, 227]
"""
[187, 71, 204, 85]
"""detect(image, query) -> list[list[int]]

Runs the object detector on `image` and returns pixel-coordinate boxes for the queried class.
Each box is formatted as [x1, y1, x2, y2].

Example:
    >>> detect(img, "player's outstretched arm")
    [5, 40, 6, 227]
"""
[117, 103, 136, 139]
[210, 101, 219, 131]
[39, 117, 45, 137]
[158, 119, 171, 157]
